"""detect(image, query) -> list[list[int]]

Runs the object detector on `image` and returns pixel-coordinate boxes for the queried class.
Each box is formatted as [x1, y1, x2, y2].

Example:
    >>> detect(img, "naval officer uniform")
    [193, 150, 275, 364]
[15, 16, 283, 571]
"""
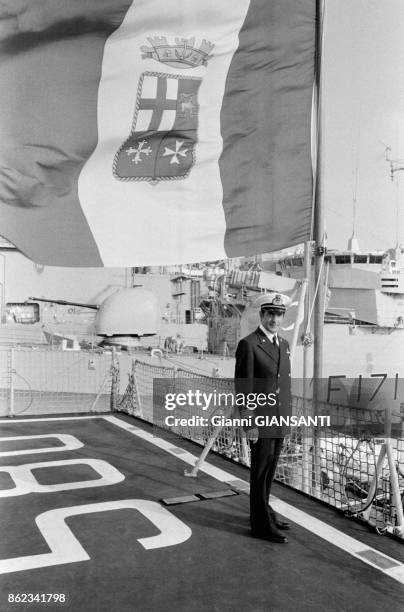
[235, 293, 292, 543]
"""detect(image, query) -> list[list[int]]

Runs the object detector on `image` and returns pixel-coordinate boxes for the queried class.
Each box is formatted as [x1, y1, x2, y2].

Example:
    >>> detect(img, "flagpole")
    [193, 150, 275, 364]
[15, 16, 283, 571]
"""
[312, 0, 326, 491]
[302, 240, 312, 494]
[313, 0, 326, 392]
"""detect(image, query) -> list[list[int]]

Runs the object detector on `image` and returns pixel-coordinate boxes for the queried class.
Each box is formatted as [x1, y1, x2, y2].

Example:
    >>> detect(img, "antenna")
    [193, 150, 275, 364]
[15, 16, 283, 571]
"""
[348, 167, 360, 252]
[384, 145, 404, 181]
[349, 110, 361, 251]
[352, 166, 358, 235]
[384, 145, 403, 249]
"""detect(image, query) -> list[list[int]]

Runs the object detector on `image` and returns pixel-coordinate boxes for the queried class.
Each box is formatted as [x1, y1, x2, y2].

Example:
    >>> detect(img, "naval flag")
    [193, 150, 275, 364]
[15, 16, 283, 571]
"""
[0, 0, 316, 267]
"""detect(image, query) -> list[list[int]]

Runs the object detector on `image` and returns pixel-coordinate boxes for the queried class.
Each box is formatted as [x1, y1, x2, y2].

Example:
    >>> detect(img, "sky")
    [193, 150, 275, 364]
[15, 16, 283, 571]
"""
[322, 0, 404, 252]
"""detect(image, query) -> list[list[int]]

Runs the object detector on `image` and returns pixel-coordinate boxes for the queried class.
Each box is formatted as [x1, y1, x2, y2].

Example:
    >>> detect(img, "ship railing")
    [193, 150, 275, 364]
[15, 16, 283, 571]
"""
[0, 345, 114, 417]
[112, 357, 404, 538]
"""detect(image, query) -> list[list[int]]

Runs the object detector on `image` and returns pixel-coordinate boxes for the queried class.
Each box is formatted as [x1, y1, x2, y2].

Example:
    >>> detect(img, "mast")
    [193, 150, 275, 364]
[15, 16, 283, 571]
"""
[302, 0, 327, 493]
[313, 0, 326, 392]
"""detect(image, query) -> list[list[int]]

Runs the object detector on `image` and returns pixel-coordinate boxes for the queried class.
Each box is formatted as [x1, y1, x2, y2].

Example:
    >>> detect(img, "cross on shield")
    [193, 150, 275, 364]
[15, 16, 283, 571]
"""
[113, 72, 201, 183]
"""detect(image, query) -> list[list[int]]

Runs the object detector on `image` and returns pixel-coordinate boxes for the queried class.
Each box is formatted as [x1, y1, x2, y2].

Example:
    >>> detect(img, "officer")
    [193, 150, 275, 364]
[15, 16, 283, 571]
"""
[235, 293, 292, 543]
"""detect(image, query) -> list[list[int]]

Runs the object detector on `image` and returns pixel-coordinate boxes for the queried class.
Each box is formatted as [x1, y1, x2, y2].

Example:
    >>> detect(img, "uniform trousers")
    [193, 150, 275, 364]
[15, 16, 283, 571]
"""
[249, 437, 284, 533]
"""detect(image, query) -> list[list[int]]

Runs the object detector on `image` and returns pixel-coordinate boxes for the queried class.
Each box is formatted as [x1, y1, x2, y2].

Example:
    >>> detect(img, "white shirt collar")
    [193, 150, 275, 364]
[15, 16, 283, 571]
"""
[259, 324, 278, 345]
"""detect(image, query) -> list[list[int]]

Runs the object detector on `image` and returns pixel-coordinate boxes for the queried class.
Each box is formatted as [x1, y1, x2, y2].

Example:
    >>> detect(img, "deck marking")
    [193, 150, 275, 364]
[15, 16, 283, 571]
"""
[104, 416, 234, 482]
[168, 446, 188, 455]
[0, 500, 192, 574]
[355, 549, 400, 570]
[104, 415, 404, 585]
[2, 414, 403, 583]
[0, 458, 124, 497]
[224, 478, 250, 492]
[0, 416, 100, 423]
[270, 498, 404, 584]
[0, 434, 83, 457]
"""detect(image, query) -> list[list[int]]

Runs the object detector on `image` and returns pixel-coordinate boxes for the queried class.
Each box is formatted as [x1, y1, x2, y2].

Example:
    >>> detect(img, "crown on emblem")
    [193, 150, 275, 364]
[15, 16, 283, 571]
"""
[141, 36, 214, 69]
[273, 295, 282, 305]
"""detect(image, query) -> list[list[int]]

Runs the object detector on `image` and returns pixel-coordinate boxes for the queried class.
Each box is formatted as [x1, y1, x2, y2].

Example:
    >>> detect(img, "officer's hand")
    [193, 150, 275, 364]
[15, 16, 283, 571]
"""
[245, 427, 259, 444]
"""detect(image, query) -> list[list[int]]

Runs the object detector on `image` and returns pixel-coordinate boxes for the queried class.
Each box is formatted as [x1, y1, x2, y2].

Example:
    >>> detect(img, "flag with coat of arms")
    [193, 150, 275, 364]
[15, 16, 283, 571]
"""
[0, 0, 316, 267]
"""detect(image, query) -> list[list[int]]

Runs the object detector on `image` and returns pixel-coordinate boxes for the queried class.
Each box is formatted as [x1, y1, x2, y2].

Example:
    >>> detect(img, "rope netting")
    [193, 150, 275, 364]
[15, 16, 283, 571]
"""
[0, 347, 113, 416]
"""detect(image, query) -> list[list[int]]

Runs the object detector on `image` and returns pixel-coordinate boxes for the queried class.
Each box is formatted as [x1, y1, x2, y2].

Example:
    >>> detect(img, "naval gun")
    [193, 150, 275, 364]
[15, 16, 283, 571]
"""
[29, 287, 159, 348]
[29, 297, 99, 310]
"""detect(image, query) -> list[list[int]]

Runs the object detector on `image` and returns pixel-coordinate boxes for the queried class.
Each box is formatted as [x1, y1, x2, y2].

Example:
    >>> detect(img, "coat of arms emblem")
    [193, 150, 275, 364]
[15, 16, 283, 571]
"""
[113, 37, 213, 184]
[141, 36, 214, 69]
[113, 72, 201, 183]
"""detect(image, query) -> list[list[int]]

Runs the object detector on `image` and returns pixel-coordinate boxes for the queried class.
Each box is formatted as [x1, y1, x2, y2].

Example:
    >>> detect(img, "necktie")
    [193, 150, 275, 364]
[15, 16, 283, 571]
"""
[272, 335, 278, 347]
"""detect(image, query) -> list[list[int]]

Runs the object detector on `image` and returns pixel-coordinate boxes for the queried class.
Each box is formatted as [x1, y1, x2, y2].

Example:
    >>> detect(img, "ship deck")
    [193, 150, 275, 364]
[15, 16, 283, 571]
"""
[0, 413, 403, 612]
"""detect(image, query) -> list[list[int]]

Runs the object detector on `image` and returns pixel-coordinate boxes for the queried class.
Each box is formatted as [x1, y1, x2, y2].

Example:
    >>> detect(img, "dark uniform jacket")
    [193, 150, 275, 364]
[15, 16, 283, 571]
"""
[235, 327, 291, 438]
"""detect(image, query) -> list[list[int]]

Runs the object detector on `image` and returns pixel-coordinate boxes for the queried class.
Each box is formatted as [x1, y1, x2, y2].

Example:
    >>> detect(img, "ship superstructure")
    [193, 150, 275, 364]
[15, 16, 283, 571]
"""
[276, 245, 404, 328]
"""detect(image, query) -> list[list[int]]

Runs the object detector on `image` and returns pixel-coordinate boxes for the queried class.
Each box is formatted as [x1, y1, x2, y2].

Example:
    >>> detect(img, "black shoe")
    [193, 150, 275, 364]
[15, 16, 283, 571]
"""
[268, 505, 291, 530]
[274, 519, 290, 530]
[251, 529, 288, 544]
